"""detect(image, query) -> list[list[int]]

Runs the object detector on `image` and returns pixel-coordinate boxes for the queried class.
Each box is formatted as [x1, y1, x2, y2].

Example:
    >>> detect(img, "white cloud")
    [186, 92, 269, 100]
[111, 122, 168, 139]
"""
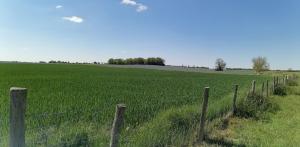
[56, 5, 63, 9]
[62, 16, 84, 23]
[136, 4, 147, 12]
[121, 0, 137, 6]
[121, 0, 148, 12]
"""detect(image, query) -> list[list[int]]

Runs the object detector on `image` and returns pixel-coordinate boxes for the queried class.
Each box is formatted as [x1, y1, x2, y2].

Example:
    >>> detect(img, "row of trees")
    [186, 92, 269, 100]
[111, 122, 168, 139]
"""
[108, 57, 165, 66]
[49, 60, 70, 64]
[215, 56, 270, 74]
[48, 60, 104, 64]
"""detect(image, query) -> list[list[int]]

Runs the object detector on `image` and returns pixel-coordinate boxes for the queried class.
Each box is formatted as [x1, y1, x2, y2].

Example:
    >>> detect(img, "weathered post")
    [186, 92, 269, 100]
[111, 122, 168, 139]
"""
[261, 82, 265, 96]
[198, 87, 209, 143]
[232, 85, 239, 115]
[266, 80, 269, 97]
[284, 75, 288, 85]
[276, 76, 279, 85]
[251, 80, 256, 95]
[273, 76, 276, 93]
[110, 104, 126, 147]
[10, 87, 27, 147]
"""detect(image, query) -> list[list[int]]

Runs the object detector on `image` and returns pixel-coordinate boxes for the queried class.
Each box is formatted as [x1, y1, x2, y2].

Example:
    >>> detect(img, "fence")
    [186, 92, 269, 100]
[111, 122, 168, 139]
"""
[5, 75, 291, 147]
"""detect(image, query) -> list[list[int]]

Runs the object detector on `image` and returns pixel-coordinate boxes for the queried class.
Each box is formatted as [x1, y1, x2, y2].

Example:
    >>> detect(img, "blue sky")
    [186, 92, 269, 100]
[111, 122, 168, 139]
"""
[1, 0, 300, 69]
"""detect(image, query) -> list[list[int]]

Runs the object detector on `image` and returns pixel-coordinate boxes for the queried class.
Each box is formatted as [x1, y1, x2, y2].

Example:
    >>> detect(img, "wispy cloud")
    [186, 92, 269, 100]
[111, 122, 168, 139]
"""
[62, 16, 84, 23]
[56, 5, 63, 9]
[137, 4, 148, 12]
[121, 0, 137, 6]
[121, 0, 148, 12]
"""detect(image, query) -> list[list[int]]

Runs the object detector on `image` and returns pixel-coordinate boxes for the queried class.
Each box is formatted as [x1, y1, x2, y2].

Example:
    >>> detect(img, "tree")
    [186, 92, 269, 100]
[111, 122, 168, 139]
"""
[135, 57, 145, 64]
[252, 56, 269, 74]
[108, 58, 115, 64]
[125, 58, 134, 64]
[155, 57, 165, 66]
[107, 57, 165, 66]
[145, 57, 159, 65]
[115, 59, 125, 65]
[215, 58, 226, 71]
[49, 60, 57, 64]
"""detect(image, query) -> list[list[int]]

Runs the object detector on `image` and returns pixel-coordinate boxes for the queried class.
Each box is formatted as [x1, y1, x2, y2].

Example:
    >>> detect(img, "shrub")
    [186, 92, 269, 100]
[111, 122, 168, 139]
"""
[273, 84, 287, 96]
[59, 132, 90, 147]
[236, 93, 278, 119]
[287, 80, 298, 86]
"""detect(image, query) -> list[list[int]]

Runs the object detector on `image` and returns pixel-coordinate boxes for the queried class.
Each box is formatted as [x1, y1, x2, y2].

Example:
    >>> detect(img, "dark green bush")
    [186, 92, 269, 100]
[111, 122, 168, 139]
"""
[273, 84, 287, 96]
[59, 132, 90, 147]
[236, 93, 279, 119]
[287, 80, 298, 86]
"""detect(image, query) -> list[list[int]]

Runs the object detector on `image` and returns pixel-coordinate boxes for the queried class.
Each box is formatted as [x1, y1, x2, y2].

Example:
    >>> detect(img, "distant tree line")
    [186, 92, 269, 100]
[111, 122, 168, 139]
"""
[108, 57, 165, 66]
[49, 60, 70, 64]
[48, 60, 103, 64]
[226, 68, 252, 70]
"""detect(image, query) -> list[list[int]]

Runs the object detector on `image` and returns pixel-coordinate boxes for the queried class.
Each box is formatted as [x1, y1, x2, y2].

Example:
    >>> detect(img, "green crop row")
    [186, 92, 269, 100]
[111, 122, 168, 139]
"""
[0, 64, 269, 146]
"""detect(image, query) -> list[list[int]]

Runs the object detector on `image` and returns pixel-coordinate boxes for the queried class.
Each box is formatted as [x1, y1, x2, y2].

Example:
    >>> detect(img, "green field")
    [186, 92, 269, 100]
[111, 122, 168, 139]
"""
[0, 64, 269, 146]
[231, 94, 300, 146]
[226, 78, 300, 147]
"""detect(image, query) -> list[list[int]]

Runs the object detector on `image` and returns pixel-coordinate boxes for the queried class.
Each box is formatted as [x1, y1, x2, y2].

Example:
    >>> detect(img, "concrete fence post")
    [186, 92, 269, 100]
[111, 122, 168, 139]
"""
[198, 87, 209, 143]
[232, 85, 239, 115]
[251, 80, 256, 95]
[110, 104, 126, 147]
[10, 87, 27, 147]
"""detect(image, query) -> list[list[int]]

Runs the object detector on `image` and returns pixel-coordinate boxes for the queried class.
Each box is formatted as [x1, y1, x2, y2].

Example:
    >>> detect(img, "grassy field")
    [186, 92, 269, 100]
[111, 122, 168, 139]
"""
[228, 78, 300, 146]
[230, 95, 300, 146]
[102, 64, 256, 75]
[197, 74, 300, 147]
[0, 63, 269, 146]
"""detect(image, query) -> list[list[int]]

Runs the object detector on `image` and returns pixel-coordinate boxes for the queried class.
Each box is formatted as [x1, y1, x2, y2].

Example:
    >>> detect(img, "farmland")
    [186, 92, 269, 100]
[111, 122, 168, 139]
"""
[0, 63, 269, 146]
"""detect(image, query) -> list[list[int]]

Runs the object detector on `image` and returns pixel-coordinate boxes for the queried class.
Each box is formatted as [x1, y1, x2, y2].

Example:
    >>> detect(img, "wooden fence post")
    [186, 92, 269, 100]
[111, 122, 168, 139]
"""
[110, 104, 126, 147]
[232, 85, 239, 115]
[273, 77, 276, 93]
[198, 87, 209, 143]
[261, 82, 265, 96]
[10, 87, 27, 147]
[266, 80, 269, 97]
[251, 80, 256, 95]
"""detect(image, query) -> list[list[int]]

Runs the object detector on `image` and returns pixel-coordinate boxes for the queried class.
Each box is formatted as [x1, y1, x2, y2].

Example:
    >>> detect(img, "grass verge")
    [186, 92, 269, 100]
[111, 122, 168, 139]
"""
[201, 76, 300, 147]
